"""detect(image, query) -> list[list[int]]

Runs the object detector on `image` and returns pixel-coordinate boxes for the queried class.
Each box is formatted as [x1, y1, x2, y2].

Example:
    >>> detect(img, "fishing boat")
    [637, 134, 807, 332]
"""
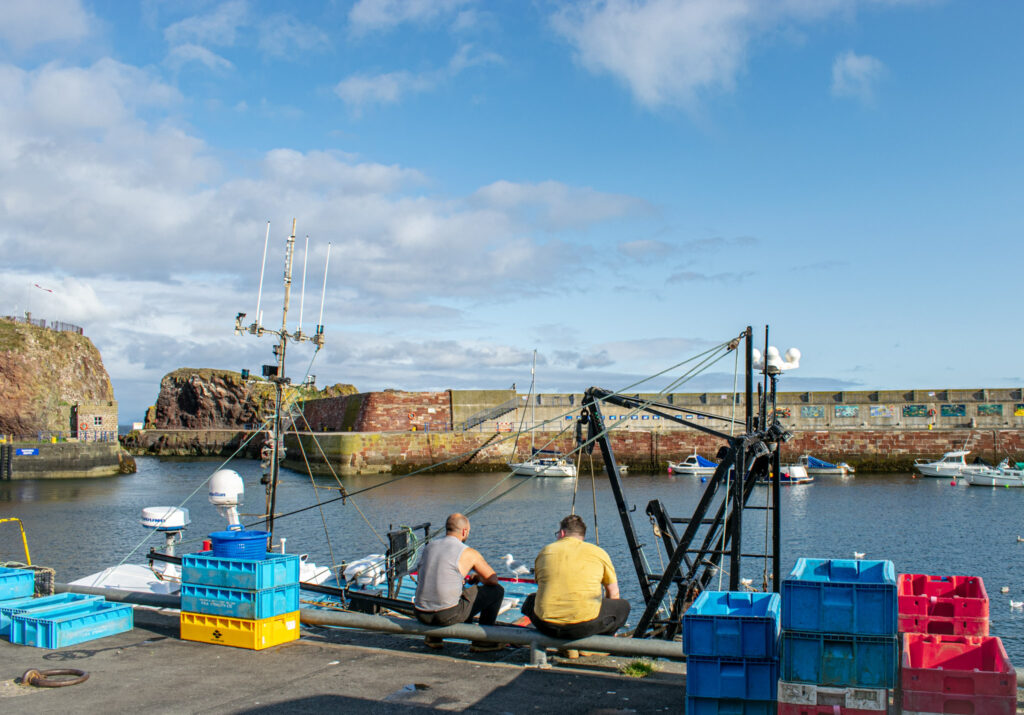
[668, 451, 717, 476]
[796, 455, 854, 476]
[913, 450, 991, 478]
[509, 350, 577, 479]
[758, 465, 813, 485]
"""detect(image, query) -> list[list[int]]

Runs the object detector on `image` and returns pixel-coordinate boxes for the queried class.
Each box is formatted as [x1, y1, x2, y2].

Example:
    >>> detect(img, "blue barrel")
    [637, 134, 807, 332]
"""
[209, 530, 270, 559]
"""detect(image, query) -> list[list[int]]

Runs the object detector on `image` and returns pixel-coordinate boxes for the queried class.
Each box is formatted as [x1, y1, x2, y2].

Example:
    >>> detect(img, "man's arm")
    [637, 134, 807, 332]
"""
[604, 581, 620, 599]
[461, 548, 500, 586]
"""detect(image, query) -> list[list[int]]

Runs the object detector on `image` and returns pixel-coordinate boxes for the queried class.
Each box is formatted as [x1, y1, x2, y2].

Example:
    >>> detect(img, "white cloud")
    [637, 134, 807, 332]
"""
[349, 0, 475, 35]
[257, 14, 331, 57]
[0, 0, 92, 52]
[334, 44, 501, 114]
[472, 180, 647, 231]
[164, 0, 248, 47]
[551, 0, 916, 111]
[831, 50, 886, 103]
[618, 239, 674, 261]
[165, 44, 234, 73]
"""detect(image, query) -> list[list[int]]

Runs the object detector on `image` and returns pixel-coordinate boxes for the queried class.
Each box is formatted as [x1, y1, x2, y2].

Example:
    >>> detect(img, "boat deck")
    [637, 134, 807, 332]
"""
[0, 607, 688, 714]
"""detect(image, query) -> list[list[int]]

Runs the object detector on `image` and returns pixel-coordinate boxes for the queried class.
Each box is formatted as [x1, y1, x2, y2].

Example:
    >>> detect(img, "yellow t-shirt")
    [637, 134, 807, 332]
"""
[533, 537, 617, 624]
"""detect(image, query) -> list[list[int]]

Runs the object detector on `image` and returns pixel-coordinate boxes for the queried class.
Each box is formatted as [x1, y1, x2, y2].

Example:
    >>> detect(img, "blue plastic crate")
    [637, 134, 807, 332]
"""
[685, 697, 775, 715]
[180, 583, 299, 620]
[781, 631, 898, 689]
[10, 601, 133, 648]
[686, 656, 779, 700]
[0, 566, 35, 600]
[182, 552, 300, 590]
[684, 591, 781, 658]
[209, 530, 270, 559]
[781, 558, 897, 636]
[1, 593, 102, 636]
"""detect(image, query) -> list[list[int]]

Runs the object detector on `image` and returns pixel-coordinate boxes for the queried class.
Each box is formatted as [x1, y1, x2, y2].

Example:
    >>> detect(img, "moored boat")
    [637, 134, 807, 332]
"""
[668, 451, 717, 476]
[511, 450, 577, 478]
[963, 463, 1024, 487]
[797, 454, 855, 476]
[914, 450, 991, 478]
[759, 465, 813, 484]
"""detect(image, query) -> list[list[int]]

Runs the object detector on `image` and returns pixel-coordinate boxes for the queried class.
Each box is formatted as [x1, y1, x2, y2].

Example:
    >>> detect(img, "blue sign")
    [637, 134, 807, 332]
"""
[16, 448, 39, 456]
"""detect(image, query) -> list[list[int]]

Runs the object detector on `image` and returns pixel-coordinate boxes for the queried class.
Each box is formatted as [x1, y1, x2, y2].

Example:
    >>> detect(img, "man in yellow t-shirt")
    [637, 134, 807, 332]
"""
[521, 514, 630, 639]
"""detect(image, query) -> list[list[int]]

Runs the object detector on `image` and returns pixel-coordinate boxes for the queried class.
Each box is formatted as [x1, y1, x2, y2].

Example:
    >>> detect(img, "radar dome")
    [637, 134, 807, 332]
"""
[209, 469, 244, 507]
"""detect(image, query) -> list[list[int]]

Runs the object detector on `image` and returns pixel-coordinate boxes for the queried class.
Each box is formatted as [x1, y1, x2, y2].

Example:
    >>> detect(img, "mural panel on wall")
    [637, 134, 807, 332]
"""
[977, 404, 1003, 416]
[834, 406, 858, 418]
[870, 406, 896, 418]
[801, 406, 825, 418]
[941, 404, 966, 417]
[903, 405, 928, 417]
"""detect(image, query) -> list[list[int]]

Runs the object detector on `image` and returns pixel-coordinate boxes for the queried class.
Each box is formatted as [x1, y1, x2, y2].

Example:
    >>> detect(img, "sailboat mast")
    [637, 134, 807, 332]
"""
[530, 349, 536, 454]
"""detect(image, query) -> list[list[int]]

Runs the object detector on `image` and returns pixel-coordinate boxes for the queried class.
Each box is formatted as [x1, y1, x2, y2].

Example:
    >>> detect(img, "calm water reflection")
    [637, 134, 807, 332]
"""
[2, 458, 1022, 659]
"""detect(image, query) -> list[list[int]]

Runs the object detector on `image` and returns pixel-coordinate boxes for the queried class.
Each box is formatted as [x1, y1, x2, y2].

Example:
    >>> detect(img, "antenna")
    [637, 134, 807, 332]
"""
[297, 234, 309, 338]
[315, 242, 331, 347]
[254, 221, 270, 332]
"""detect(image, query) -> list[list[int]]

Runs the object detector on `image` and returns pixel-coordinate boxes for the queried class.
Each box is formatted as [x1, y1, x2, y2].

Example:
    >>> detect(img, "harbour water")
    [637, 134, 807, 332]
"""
[3, 457, 1023, 661]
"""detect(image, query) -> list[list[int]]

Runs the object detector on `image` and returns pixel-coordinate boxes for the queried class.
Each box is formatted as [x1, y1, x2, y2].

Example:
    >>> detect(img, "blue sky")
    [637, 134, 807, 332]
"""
[0, 0, 1021, 423]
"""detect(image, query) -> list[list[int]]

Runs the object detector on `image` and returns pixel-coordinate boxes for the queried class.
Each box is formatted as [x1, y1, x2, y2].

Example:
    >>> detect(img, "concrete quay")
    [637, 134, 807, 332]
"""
[0, 608, 686, 714]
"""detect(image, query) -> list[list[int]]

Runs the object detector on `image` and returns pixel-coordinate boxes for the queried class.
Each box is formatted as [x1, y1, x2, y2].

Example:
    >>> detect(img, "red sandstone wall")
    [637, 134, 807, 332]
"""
[301, 391, 452, 433]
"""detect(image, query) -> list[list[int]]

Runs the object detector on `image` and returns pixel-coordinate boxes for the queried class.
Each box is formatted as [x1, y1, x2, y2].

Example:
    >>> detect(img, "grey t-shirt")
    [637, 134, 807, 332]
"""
[414, 535, 467, 612]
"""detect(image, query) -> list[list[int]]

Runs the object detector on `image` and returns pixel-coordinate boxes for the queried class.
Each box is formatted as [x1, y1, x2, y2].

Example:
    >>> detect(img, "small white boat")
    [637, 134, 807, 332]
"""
[797, 455, 855, 476]
[914, 450, 991, 478]
[668, 451, 717, 476]
[760, 465, 814, 485]
[964, 462, 1024, 488]
[511, 450, 577, 478]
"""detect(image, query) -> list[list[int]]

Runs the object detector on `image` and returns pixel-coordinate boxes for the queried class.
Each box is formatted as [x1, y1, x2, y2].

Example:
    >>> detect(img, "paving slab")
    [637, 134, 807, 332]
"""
[0, 608, 685, 714]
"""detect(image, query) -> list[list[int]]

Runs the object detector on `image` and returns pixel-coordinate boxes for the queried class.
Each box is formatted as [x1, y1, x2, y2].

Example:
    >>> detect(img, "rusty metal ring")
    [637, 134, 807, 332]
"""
[21, 668, 90, 688]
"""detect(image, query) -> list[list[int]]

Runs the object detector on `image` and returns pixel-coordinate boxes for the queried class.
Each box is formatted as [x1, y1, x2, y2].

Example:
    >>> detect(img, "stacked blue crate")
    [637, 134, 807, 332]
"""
[778, 558, 897, 714]
[179, 546, 301, 649]
[0, 566, 133, 648]
[683, 590, 780, 715]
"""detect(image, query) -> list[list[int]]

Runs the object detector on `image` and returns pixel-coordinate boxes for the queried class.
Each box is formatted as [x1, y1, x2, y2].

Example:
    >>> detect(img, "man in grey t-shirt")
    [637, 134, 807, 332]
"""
[413, 513, 505, 652]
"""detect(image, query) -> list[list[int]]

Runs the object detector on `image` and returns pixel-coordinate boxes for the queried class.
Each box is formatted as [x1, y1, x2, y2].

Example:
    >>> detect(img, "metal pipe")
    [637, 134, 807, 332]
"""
[56, 583, 683, 661]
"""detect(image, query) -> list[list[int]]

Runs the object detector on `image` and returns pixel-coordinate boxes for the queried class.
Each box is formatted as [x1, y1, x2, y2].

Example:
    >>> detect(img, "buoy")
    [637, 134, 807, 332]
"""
[667, 468, 671, 474]
[950, 481, 956, 486]
[700, 477, 707, 483]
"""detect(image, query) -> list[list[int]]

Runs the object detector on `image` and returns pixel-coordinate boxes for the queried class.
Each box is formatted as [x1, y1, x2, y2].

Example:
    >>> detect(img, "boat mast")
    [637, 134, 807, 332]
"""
[530, 349, 536, 455]
[235, 218, 326, 546]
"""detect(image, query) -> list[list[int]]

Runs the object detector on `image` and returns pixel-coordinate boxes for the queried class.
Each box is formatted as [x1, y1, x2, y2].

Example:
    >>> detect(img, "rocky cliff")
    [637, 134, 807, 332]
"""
[0, 318, 114, 436]
[145, 368, 358, 430]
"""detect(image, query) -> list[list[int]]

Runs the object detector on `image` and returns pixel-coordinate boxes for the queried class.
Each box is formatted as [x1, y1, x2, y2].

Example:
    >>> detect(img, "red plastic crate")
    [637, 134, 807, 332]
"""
[901, 634, 1015, 697]
[898, 613, 989, 636]
[777, 703, 883, 715]
[901, 688, 1015, 715]
[897, 574, 989, 619]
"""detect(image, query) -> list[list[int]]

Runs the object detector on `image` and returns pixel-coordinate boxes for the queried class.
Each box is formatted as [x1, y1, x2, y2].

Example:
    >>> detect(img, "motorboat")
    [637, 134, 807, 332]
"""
[511, 449, 577, 478]
[963, 462, 1024, 487]
[668, 451, 717, 476]
[797, 455, 855, 476]
[914, 450, 991, 478]
[759, 464, 813, 484]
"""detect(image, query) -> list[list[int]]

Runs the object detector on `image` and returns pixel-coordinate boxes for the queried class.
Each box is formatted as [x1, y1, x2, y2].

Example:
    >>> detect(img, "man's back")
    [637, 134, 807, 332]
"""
[534, 538, 616, 624]
[414, 535, 467, 611]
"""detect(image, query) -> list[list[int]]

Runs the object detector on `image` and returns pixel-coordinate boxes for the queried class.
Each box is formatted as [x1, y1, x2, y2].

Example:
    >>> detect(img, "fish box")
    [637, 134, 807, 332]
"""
[777, 704, 889, 715]
[180, 583, 299, 620]
[901, 633, 1015, 697]
[781, 631, 898, 689]
[179, 610, 299, 650]
[683, 590, 781, 659]
[685, 655, 779, 701]
[684, 697, 775, 715]
[0, 593, 102, 636]
[777, 680, 888, 710]
[898, 613, 989, 636]
[182, 552, 299, 590]
[900, 688, 1016, 715]
[9, 601, 133, 649]
[0, 566, 35, 601]
[781, 558, 896, 636]
[897, 574, 989, 619]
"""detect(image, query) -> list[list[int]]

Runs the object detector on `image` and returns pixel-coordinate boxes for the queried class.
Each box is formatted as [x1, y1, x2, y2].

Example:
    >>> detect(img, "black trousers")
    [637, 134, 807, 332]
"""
[521, 593, 630, 639]
[414, 583, 505, 627]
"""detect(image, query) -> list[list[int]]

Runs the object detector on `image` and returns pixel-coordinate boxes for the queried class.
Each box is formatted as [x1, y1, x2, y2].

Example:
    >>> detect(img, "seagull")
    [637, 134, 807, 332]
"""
[1001, 587, 1010, 594]
[1017, 536, 1024, 543]
[853, 552, 865, 560]
[1011, 600, 1023, 609]
[501, 554, 532, 579]
[740, 578, 753, 590]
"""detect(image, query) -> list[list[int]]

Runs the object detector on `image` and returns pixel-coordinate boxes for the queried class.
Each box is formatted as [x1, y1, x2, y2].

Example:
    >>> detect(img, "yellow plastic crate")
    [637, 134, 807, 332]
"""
[179, 610, 300, 650]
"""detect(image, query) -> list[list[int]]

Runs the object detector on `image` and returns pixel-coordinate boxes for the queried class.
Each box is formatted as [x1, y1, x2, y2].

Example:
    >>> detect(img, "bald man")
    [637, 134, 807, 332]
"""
[413, 513, 506, 652]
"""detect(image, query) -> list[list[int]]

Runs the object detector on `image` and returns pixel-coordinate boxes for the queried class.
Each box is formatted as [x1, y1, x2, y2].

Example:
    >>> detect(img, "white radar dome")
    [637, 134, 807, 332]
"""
[141, 506, 190, 531]
[209, 469, 244, 507]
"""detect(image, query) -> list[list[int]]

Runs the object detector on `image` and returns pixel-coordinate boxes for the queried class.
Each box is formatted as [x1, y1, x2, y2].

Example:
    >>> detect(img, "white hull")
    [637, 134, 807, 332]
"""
[668, 463, 716, 476]
[915, 463, 989, 478]
[511, 460, 576, 478]
[964, 469, 1024, 487]
[804, 467, 852, 476]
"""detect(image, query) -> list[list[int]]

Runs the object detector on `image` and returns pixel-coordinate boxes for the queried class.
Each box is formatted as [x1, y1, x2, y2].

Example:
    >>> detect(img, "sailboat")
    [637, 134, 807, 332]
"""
[509, 350, 577, 478]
